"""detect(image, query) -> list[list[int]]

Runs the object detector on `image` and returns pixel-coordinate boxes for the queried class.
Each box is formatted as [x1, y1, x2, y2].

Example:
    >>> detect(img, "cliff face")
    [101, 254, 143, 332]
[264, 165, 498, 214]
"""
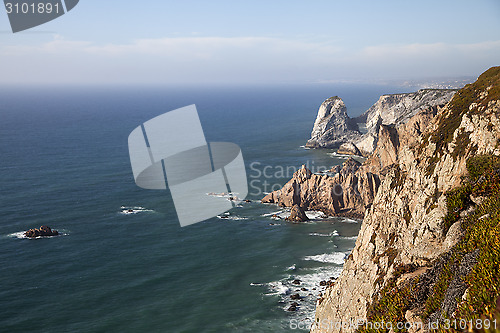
[261, 112, 435, 219]
[361, 89, 457, 135]
[311, 67, 500, 332]
[354, 89, 456, 156]
[305, 90, 456, 156]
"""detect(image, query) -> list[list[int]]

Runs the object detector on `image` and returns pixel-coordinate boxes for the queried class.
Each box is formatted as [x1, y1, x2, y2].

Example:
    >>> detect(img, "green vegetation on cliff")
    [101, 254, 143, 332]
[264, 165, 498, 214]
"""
[424, 66, 500, 175]
[357, 66, 500, 332]
[359, 155, 500, 333]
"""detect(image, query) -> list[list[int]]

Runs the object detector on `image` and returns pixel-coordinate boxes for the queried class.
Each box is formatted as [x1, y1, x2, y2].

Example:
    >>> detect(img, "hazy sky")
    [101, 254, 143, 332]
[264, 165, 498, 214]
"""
[1, 0, 500, 85]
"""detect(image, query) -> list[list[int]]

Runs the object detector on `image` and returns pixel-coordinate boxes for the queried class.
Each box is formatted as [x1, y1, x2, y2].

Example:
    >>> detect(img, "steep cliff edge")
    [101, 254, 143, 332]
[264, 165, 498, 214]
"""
[311, 67, 500, 332]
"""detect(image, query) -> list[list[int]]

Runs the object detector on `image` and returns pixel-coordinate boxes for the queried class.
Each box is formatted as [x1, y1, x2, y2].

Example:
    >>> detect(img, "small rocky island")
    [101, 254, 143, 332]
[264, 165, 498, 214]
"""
[25, 225, 59, 238]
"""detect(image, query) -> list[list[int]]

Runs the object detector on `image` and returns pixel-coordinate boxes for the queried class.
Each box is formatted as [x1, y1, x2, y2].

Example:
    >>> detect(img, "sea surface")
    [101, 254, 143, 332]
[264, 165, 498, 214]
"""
[0, 83, 413, 332]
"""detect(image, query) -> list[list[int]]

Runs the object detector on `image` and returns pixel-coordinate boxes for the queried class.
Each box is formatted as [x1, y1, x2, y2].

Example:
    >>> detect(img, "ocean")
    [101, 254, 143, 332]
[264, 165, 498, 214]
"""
[0, 83, 411, 332]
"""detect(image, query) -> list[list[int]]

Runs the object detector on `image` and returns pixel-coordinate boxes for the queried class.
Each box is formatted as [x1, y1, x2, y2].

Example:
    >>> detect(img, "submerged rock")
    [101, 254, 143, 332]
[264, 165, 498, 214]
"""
[287, 302, 299, 311]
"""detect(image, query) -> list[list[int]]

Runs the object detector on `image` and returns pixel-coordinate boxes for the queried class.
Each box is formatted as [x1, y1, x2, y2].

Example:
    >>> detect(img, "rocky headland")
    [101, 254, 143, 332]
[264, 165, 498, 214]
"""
[306, 89, 457, 157]
[264, 67, 500, 332]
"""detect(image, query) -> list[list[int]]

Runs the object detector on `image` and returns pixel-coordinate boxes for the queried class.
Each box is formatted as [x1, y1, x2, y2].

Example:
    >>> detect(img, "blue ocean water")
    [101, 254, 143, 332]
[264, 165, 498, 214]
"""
[0, 83, 411, 332]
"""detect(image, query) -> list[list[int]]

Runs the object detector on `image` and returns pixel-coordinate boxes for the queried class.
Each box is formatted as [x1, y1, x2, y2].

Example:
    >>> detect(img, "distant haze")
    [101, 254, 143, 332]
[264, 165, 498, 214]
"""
[1, 0, 499, 85]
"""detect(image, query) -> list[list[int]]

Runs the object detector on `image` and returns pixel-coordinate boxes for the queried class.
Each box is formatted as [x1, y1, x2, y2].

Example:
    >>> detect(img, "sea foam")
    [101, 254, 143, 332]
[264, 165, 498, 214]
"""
[303, 252, 346, 264]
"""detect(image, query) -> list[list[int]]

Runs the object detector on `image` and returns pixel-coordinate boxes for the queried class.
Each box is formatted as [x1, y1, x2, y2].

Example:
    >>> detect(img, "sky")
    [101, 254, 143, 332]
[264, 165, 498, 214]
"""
[1, 0, 500, 85]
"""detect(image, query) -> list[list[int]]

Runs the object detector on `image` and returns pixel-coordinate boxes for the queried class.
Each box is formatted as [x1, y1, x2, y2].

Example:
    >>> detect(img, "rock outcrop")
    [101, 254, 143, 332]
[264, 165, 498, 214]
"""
[286, 204, 309, 222]
[305, 97, 361, 149]
[310, 67, 500, 332]
[25, 225, 59, 238]
[261, 158, 381, 219]
[361, 89, 457, 136]
[305, 89, 456, 157]
[354, 89, 457, 156]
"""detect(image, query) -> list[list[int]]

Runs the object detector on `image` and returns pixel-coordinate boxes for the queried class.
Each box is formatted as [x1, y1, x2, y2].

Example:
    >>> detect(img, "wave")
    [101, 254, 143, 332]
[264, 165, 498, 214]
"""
[303, 252, 346, 264]
[257, 264, 344, 323]
[7, 230, 69, 240]
[261, 210, 286, 217]
[119, 206, 154, 215]
[309, 230, 339, 237]
[206, 192, 242, 202]
[261, 209, 288, 220]
[305, 210, 327, 219]
[339, 235, 358, 240]
[216, 213, 248, 221]
[262, 209, 327, 221]
[342, 217, 360, 223]
[327, 152, 352, 159]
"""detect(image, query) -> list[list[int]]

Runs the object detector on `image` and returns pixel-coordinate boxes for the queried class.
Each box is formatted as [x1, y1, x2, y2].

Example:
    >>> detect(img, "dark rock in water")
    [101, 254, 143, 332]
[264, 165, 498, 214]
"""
[286, 204, 309, 222]
[301, 287, 308, 291]
[25, 226, 59, 238]
[319, 280, 327, 286]
[290, 293, 301, 300]
[292, 279, 301, 285]
[244, 199, 252, 203]
[271, 214, 282, 219]
[287, 304, 298, 311]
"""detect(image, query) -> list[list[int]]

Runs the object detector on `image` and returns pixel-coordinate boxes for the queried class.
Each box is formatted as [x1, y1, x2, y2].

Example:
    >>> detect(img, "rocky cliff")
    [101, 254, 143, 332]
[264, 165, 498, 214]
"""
[263, 67, 500, 332]
[305, 96, 361, 149]
[310, 67, 500, 332]
[261, 110, 437, 219]
[261, 158, 379, 219]
[360, 89, 457, 135]
[305, 89, 456, 157]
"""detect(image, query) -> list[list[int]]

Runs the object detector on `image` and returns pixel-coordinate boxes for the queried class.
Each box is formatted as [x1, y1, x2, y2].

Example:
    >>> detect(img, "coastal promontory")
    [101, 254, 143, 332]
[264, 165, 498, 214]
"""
[306, 89, 457, 157]
[264, 67, 500, 332]
[311, 67, 500, 332]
